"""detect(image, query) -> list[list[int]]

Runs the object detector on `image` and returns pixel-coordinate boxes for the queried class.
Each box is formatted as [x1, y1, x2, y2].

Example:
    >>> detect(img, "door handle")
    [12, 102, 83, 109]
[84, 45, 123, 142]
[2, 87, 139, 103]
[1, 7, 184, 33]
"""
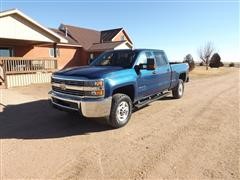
[152, 71, 157, 74]
[167, 69, 170, 72]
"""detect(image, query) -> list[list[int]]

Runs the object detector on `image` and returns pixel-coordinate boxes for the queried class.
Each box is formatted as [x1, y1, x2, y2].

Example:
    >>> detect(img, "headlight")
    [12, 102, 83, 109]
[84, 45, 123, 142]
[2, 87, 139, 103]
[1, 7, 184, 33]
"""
[94, 80, 104, 87]
[86, 80, 104, 97]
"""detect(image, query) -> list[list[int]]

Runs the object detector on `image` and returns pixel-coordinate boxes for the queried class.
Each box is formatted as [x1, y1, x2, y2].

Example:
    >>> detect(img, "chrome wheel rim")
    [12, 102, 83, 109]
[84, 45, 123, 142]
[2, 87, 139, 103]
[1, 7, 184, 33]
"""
[178, 83, 183, 96]
[116, 101, 129, 122]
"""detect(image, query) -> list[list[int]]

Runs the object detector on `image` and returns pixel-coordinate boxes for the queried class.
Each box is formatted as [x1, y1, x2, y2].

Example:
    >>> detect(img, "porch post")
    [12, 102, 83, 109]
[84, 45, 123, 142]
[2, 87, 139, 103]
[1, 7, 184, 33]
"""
[2, 60, 8, 88]
[53, 43, 57, 58]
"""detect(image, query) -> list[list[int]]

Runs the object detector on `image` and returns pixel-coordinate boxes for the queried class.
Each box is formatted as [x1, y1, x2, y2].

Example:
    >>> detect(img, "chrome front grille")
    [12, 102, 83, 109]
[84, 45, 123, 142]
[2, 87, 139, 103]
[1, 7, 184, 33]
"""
[51, 78, 84, 86]
[52, 86, 85, 96]
[51, 76, 104, 98]
[51, 76, 85, 96]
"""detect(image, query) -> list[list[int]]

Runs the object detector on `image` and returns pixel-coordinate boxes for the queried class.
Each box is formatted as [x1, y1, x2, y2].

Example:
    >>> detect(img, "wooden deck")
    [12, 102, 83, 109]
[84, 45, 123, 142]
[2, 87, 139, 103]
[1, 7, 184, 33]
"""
[0, 57, 57, 88]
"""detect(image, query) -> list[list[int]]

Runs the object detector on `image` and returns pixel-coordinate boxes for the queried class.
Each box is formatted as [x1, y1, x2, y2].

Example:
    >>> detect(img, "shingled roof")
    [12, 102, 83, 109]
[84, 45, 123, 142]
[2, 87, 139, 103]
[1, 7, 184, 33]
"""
[100, 28, 123, 42]
[50, 28, 80, 46]
[54, 24, 132, 50]
[60, 24, 100, 49]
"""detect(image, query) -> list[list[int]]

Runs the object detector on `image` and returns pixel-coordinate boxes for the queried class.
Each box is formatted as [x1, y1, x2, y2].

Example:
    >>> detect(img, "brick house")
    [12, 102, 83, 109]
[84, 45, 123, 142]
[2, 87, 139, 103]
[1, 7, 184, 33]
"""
[0, 9, 133, 87]
[51, 24, 133, 69]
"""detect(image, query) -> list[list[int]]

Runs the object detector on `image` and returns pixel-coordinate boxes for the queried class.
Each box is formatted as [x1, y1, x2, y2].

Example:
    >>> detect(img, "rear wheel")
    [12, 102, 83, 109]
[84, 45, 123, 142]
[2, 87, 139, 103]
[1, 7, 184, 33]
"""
[172, 79, 184, 99]
[107, 93, 132, 128]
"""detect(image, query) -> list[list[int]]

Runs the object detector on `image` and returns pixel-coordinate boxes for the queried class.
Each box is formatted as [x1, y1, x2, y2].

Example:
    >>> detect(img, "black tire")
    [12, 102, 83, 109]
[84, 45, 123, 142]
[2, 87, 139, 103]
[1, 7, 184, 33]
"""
[107, 93, 132, 128]
[172, 79, 184, 99]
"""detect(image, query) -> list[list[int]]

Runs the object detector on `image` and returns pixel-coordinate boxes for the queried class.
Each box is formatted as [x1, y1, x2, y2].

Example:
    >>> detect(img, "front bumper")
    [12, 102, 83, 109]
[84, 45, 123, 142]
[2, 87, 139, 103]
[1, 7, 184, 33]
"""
[49, 91, 112, 118]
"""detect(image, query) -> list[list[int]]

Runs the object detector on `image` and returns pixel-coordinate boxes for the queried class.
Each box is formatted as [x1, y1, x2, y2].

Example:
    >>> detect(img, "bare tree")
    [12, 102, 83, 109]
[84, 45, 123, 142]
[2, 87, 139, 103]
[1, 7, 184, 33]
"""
[198, 42, 214, 70]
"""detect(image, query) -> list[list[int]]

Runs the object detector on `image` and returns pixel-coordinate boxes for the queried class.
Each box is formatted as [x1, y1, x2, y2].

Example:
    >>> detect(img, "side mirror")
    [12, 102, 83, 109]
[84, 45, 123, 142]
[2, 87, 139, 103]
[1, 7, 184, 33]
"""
[134, 65, 140, 74]
[147, 58, 156, 70]
[134, 64, 147, 73]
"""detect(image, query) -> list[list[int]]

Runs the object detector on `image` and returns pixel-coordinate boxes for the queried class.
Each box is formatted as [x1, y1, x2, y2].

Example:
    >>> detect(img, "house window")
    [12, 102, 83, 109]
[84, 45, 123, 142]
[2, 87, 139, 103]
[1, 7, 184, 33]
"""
[90, 53, 94, 59]
[49, 48, 60, 57]
[88, 53, 95, 64]
[121, 35, 125, 41]
[0, 48, 13, 57]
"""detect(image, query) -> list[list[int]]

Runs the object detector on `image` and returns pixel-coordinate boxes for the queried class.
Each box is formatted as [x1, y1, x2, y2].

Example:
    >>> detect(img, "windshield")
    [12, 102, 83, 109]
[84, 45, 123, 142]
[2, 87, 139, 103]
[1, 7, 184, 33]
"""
[90, 50, 137, 68]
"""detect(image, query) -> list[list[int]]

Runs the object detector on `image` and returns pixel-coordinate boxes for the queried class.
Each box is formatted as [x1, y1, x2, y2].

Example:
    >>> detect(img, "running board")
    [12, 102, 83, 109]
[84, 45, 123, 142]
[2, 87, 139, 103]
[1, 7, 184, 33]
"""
[134, 92, 171, 109]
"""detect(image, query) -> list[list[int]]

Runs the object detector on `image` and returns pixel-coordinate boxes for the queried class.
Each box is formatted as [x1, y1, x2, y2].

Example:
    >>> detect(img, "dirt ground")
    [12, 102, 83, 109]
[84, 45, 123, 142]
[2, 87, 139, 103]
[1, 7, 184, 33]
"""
[190, 66, 236, 79]
[0, 68, 239, 179]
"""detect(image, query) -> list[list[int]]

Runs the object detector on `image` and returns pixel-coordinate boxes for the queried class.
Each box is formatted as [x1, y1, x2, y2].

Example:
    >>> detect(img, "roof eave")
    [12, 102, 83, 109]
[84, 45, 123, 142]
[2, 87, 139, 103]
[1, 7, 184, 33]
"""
[111, 29, 133, 45]
[0, 9, 68, 43]
[57, 43, 82, 47]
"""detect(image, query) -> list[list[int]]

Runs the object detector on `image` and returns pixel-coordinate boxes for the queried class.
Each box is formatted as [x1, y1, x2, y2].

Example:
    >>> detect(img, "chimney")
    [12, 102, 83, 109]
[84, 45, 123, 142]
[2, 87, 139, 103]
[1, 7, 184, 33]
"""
[65, 27, 68, 37]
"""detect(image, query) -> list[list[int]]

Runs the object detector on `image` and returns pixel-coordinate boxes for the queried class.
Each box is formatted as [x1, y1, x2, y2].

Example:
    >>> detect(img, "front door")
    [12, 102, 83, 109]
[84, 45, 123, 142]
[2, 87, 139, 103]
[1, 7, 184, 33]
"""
[136, 51, 160, 100]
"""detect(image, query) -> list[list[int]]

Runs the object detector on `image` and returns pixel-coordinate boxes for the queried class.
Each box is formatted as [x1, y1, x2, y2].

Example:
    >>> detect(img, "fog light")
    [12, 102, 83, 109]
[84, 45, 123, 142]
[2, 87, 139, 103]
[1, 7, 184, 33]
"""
[91, 90, 104, 96]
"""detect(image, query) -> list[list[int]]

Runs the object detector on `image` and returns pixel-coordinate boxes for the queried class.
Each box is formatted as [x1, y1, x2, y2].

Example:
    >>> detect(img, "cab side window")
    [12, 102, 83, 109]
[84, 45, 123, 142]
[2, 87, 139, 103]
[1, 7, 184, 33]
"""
[136, 52, 147, 65]
[136, 51, 154, 69]
[154, 51, 168, 67]
[145, 51, 154, 59]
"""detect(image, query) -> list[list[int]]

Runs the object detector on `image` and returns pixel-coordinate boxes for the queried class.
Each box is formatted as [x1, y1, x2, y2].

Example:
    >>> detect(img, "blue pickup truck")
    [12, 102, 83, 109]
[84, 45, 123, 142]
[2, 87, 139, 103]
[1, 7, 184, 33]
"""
[49, 49, 189, 128]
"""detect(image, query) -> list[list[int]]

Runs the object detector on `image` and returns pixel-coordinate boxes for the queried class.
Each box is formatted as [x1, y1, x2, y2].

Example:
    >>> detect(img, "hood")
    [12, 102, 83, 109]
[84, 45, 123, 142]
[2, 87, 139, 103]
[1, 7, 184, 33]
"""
[54, 66, 124, 79]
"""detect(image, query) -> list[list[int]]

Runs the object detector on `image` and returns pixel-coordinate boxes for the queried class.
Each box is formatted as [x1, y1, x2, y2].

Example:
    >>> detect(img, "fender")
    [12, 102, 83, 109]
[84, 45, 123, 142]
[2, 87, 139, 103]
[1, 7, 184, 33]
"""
[104, 69, 138, 100]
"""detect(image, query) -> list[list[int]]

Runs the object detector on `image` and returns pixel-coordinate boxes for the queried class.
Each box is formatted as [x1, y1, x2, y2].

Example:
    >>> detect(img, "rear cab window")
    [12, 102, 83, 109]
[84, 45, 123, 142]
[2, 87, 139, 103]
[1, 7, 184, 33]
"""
[153, 51, 168, 67]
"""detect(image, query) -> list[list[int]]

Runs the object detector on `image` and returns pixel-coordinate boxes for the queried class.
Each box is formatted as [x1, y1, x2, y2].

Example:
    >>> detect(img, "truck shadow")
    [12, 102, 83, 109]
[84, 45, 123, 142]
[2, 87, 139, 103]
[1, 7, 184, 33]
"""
[159, 96, 176, 101]
[0, 96, 175, 140]
[0, 100, 112, 140]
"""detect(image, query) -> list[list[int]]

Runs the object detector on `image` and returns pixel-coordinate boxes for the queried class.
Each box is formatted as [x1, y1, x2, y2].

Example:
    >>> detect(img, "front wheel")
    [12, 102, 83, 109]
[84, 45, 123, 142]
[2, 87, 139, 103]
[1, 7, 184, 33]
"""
[172, 79, 184, 99]
[107, 93, 132, 128]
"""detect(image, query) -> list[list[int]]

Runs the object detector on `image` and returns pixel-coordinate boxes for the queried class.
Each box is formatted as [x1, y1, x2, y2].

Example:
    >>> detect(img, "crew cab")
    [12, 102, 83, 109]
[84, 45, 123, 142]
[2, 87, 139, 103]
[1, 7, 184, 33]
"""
[49, 49, 189, 128]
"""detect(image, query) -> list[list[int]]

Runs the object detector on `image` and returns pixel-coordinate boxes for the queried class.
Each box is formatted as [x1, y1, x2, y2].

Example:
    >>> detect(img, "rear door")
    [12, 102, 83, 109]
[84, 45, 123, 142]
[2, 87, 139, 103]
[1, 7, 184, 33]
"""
[153, 51, 171, 91]
[136, 51, 160, 99]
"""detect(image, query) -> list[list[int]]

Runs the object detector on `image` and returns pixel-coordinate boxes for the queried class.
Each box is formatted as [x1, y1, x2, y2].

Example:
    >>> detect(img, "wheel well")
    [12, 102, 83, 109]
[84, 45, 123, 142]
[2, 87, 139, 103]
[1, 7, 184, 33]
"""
[112, 85, 135, 102]
[179, 73, 186, 81]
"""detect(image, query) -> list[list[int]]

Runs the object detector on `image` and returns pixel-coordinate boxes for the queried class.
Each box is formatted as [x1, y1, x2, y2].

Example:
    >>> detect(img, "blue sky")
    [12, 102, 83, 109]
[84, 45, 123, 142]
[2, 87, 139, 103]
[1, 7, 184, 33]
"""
[0, 0, 239, 62]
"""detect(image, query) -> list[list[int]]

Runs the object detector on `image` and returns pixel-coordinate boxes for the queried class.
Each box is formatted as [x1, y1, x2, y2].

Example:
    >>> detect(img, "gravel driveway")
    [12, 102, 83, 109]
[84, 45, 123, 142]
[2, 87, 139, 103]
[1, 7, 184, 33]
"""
[0, 69, 239, 179]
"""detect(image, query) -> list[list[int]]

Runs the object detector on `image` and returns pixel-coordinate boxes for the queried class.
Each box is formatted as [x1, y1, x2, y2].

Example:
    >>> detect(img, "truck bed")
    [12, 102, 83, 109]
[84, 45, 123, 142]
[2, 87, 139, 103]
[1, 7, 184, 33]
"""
[170, 62, 189, 74]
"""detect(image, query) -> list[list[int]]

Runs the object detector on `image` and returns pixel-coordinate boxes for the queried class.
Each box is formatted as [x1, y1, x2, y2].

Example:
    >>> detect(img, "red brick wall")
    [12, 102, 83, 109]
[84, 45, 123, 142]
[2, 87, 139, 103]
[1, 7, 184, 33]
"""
[57, 46, 79, 69]
[14, 45, 50, 57]
[79, 48, 90, 65]
[10, 45, 90, 70]
[57, 47, 90, 68]
[14, 45, 34, 57]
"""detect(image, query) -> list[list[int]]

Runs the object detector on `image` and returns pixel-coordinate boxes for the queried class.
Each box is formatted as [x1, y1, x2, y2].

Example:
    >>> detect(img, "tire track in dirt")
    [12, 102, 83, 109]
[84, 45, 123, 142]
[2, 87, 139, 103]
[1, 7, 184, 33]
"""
[54, 145, 104, 180]
[2, 70, 239, 179]
[130, 77, 238, 179]
[55, 71, 239, 179]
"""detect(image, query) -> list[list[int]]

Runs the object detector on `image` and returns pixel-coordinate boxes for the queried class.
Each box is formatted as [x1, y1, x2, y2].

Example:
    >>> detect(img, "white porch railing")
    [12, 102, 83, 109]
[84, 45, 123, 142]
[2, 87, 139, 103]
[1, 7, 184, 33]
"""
[0, 57, 58, 88]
